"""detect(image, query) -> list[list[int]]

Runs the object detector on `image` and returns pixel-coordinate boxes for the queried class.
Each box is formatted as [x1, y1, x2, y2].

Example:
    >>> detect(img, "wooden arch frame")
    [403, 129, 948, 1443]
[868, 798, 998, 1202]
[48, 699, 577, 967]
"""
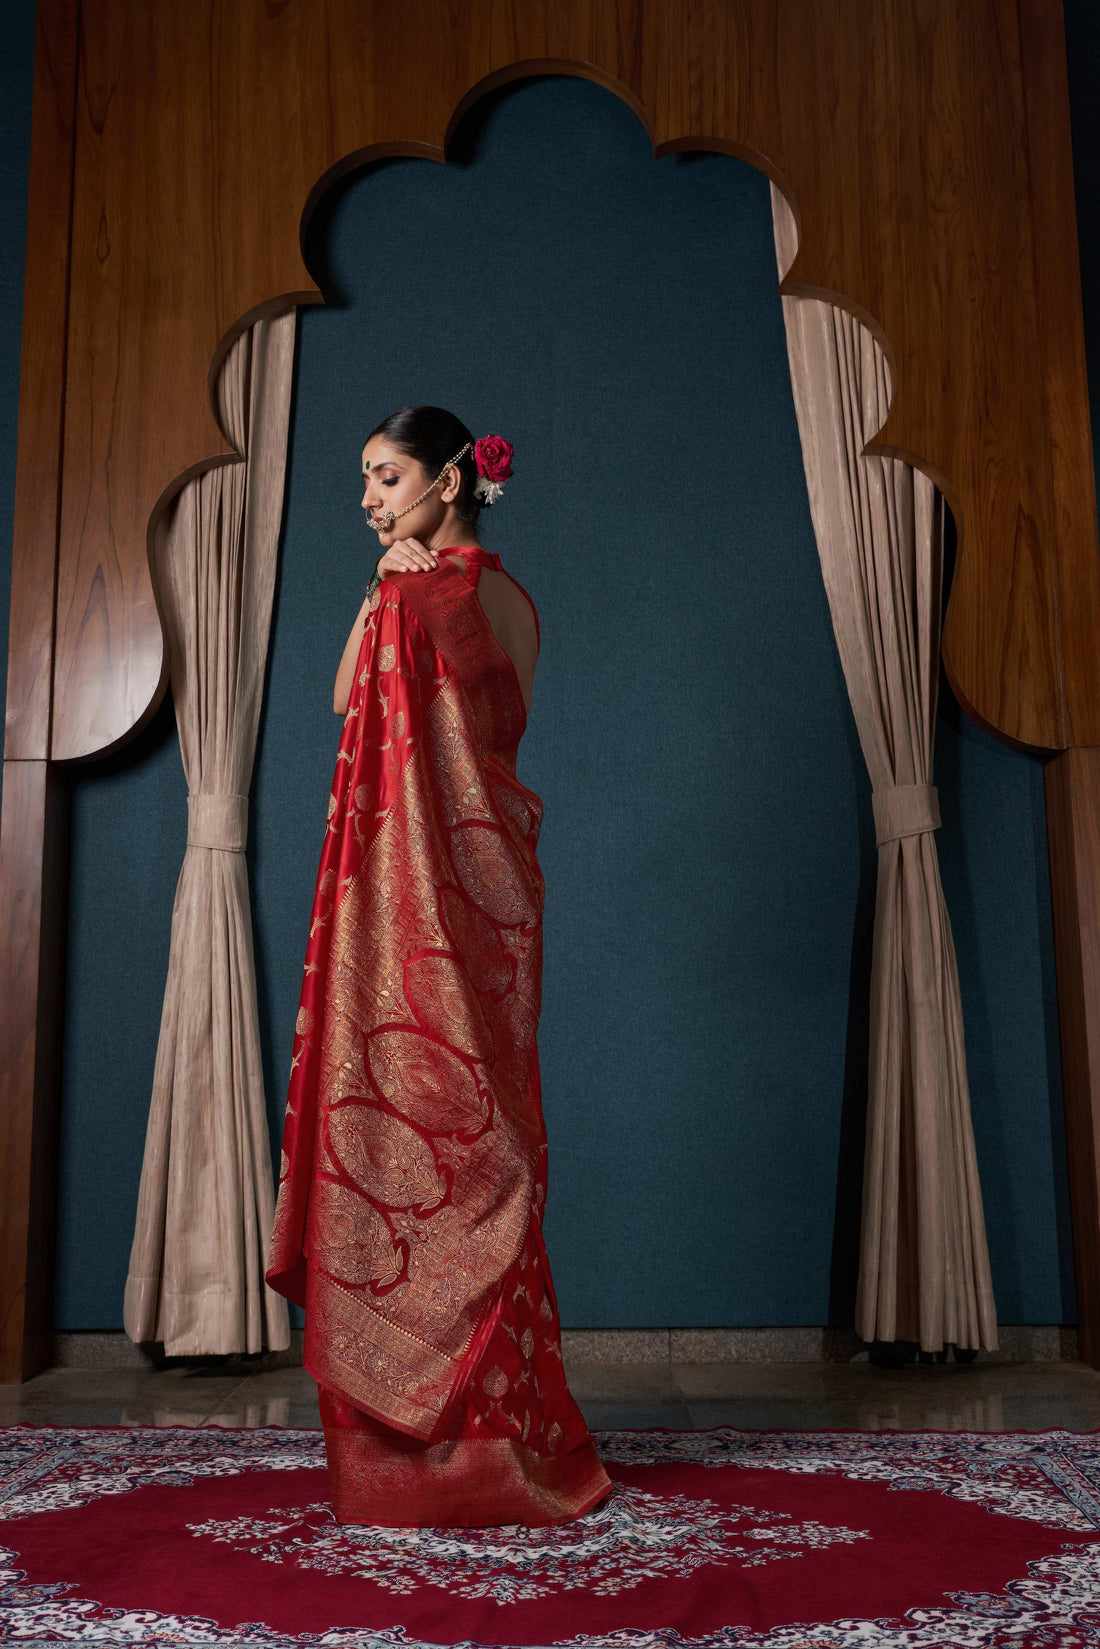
[3, 0, 1099, 1381]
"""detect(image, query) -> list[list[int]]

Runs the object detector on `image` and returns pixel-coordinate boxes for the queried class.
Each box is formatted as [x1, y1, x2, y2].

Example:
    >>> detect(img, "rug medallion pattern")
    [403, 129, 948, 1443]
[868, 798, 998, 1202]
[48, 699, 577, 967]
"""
[2, 1424, 1099, 1645]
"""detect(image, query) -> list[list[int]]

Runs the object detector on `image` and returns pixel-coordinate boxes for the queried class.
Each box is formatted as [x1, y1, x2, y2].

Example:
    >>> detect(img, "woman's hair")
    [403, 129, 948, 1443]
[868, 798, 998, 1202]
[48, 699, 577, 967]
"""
[366, 405, 483, 529]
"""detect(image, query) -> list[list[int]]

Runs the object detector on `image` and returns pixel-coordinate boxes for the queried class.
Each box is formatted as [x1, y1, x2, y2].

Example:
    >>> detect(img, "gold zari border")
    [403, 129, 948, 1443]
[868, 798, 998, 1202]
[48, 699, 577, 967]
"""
[323, 1422, 614, 1527]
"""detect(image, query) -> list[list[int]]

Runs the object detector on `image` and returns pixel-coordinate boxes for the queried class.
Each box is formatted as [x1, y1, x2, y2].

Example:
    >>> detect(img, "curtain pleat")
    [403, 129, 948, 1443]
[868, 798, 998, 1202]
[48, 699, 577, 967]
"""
[124, 312, 296, 1355]
[770, 184, 997, 1351]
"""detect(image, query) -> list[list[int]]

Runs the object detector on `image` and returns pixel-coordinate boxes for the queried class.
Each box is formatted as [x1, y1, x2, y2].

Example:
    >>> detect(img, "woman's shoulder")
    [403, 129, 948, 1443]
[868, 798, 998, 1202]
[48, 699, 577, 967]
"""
[379, 564, 453, 604]
[376, 567, 459, 650]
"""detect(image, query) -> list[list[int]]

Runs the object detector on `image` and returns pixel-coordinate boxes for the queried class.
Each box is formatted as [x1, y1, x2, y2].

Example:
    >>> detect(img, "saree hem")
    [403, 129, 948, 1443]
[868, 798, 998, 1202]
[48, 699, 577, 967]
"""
[301, 1267, 510, 1444]
[321, 1407, 615, 1527]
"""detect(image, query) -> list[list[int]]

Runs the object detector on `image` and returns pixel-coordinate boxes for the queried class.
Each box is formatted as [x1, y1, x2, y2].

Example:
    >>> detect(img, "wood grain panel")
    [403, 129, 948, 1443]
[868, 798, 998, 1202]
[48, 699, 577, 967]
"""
[0, 761, 71, 1383]
[4, 0, 78, 758]
[1044, 751, 1100, 1364]
[0, 0, 80, 1385]
[47, 0, 1100, 761]
[1016, 0, 1100, 752]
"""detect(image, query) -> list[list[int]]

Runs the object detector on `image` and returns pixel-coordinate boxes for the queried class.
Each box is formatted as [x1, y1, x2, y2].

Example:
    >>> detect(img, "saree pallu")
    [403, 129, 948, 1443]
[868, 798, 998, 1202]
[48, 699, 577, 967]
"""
[266, 545, 612, 1527]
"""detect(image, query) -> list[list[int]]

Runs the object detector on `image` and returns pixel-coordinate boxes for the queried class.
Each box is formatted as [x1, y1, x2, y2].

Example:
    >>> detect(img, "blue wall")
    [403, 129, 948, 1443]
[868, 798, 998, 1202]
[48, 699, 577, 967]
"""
[0, 12, 1087, 1331]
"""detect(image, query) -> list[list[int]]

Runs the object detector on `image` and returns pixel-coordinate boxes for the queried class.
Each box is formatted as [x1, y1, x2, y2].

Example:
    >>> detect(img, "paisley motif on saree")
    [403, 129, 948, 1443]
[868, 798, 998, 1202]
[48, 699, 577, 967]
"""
[266, 550, 606, 1524]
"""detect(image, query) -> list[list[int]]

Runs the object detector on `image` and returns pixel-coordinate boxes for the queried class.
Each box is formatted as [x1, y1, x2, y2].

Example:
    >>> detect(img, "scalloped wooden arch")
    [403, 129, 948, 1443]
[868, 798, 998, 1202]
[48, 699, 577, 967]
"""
[4, 0, 1100, 1379]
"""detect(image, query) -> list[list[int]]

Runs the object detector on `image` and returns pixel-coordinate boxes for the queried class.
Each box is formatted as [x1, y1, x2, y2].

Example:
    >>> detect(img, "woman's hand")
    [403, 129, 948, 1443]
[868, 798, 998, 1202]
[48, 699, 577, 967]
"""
[376, 536, 439, 577]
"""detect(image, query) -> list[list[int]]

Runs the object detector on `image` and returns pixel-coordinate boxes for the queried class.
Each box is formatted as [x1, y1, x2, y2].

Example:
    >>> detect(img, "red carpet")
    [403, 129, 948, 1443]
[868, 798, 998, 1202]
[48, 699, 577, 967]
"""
[2, 1422, 1100, 1644]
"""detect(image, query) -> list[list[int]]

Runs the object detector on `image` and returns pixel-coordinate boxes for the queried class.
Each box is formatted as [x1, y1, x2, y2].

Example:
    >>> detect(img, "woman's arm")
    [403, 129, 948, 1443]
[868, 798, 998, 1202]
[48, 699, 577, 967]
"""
[333, 588, 375, 715]
[333, 539, 440, 715]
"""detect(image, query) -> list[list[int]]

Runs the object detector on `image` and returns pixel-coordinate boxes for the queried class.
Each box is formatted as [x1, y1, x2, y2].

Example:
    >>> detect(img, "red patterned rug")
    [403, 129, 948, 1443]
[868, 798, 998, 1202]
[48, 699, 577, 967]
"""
[2, 1422, 1100, 1645]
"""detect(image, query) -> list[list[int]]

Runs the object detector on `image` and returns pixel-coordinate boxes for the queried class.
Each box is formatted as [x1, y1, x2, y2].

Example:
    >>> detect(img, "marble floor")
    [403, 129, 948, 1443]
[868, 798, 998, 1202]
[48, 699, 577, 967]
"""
[2, 1359, 1100, 1433]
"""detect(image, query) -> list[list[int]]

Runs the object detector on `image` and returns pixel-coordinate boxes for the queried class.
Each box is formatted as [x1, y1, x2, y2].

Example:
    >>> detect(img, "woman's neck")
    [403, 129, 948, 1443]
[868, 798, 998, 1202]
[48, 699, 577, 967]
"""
[427, 528, 483, 552]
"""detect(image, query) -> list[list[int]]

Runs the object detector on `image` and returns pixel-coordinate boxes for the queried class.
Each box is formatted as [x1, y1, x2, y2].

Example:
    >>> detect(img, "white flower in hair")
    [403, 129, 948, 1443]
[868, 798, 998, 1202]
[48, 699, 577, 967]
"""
[474, 476, 505, 505]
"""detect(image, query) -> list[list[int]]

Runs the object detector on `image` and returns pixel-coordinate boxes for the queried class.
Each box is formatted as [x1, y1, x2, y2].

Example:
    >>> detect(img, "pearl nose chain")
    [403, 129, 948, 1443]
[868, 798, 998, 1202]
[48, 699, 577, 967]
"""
[366, 442, 472, 534]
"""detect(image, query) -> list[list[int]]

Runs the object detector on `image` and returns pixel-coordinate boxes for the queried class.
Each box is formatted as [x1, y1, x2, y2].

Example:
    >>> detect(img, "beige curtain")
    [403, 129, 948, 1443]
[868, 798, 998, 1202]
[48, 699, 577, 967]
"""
[770, 184, 997, 1352]
[124, 311, 297, 1355]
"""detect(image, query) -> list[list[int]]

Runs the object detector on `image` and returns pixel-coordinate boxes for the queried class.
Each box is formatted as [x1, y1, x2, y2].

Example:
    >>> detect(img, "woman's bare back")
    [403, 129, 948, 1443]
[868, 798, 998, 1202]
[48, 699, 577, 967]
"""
[442, 556, 538, 713]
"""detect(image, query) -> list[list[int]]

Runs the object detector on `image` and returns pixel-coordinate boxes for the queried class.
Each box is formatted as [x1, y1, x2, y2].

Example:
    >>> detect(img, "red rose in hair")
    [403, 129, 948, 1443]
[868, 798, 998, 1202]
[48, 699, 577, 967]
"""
[474, 435, 514, 482]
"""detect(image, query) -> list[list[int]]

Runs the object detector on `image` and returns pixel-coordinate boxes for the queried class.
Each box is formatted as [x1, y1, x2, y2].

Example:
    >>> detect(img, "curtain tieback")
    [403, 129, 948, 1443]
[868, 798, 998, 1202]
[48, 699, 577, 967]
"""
[187, 791, 249, 852]
[872, 782, 941, 847]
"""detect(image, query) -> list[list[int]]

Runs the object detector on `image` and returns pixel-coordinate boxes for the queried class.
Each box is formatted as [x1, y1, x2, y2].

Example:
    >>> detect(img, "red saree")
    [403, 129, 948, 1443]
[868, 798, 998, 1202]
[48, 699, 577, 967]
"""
[266, 544, 612, 1528]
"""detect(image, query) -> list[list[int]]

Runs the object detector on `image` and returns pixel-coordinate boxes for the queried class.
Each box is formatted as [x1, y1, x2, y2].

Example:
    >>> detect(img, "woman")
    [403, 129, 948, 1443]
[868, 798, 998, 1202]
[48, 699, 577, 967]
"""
[266, 405, 613, 1528]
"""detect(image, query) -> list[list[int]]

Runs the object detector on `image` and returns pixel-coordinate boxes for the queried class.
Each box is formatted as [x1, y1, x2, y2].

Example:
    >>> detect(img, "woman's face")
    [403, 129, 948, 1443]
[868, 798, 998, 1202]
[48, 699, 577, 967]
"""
[360, 437, 456, 546]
